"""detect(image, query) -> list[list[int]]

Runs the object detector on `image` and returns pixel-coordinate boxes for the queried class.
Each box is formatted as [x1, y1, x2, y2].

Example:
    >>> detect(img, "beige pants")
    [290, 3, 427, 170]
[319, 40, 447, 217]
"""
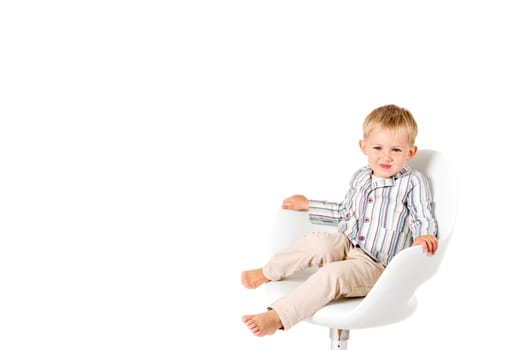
[263, 232, 385, 330]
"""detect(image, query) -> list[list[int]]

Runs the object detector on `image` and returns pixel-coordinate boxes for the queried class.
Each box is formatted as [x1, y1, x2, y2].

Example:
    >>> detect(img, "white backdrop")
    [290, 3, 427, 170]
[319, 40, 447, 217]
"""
[1, 1, 522, 349]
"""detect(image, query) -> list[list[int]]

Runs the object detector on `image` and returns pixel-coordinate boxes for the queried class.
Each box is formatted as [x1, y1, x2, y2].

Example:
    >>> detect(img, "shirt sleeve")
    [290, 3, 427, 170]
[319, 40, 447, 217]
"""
[308, 199, 345, 225]
[407, 171, 438, 238]
[308, 186, 355, 226]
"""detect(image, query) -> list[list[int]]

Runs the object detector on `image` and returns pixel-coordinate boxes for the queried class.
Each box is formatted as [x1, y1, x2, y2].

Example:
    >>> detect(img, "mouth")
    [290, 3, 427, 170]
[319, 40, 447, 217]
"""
[379, 164, 392, 169]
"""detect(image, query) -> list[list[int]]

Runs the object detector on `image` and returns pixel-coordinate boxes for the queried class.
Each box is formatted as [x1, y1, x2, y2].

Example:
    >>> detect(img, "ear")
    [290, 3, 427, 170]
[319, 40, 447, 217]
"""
[407, 145, 418, 160]
[359, 139, 367, 154]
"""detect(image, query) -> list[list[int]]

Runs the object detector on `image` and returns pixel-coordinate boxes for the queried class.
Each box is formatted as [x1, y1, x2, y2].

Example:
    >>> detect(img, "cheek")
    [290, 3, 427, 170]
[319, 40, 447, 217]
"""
[395, 154, 409, 162]
[369, 154, 380, 163]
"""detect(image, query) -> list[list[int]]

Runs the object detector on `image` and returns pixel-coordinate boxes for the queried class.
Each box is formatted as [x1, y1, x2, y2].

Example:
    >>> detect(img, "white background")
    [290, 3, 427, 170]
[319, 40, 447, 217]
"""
[1, 1, 522, 349]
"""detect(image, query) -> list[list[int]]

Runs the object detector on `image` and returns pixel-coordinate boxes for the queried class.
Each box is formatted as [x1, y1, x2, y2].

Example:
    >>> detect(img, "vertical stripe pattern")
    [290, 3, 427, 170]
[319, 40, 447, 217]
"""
[308, 165, 437, 266]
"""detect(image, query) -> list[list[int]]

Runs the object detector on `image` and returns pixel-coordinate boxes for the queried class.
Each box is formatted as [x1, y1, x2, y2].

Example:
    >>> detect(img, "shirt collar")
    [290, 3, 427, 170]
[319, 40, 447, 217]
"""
[367, 164, 412, 189]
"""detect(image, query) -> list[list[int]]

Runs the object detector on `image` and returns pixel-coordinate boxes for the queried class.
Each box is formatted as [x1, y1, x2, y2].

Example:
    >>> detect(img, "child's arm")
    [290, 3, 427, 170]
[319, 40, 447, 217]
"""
[281, 194, 309, 211]
[412, 235, 438, 255]
[408, 171, 438, 255]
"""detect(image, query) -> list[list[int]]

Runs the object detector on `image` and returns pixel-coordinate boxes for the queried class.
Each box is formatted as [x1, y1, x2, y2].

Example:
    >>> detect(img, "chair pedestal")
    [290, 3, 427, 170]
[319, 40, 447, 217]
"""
[330, 328, 349, 350]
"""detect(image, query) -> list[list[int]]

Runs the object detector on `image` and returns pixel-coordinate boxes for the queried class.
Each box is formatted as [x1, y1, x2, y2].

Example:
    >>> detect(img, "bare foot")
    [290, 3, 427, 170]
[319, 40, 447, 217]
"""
[241, 268, 269, 289]
[241, 310, 283, 336]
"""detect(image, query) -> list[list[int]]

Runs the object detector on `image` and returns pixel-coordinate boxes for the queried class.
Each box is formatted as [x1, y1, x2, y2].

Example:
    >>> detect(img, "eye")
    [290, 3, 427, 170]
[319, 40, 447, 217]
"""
[373, 146, 382, 151]
[392, 148, 402, 153]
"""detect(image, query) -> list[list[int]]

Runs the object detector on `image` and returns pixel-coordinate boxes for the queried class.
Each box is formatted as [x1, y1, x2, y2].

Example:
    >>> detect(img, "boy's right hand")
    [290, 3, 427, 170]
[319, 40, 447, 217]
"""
[281, 194, 309, 211]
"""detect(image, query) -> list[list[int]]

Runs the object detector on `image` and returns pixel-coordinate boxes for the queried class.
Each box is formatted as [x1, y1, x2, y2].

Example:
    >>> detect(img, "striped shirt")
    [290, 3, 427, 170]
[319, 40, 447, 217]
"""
[309, 164, 437, 266]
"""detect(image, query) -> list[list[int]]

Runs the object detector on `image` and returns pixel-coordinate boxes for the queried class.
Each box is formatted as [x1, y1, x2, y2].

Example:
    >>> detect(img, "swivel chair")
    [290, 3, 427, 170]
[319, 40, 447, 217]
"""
[265, 149, 458, 349]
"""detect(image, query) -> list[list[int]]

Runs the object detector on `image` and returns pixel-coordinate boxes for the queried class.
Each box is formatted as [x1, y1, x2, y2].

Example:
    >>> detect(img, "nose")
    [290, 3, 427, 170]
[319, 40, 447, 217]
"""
[382, 151, 393, 162]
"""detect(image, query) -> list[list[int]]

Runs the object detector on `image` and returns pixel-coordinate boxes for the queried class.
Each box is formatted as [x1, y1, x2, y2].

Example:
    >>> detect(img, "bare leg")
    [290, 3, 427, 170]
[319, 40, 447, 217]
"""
[241, 268, 269, 289]
[241, 309, 283, 337]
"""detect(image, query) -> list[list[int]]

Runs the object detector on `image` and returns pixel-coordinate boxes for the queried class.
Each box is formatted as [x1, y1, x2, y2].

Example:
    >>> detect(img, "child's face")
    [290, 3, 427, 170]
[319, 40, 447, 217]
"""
[359, 127, 417, 178]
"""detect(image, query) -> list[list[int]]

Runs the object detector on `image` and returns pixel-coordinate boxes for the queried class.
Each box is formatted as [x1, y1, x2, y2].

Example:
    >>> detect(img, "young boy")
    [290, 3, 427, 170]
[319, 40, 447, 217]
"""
[241, 104, 438, 337]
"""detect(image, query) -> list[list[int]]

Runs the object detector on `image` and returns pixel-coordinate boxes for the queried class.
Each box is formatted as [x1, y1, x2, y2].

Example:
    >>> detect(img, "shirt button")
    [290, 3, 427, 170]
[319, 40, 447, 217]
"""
[368, 198, 373, 203]
[358, 236, 365, 241]
[364, 217, 370, 223]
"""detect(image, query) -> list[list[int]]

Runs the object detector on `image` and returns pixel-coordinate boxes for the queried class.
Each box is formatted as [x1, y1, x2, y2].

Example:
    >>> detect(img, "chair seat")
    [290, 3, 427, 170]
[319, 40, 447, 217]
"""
[265, 265, 418, 330]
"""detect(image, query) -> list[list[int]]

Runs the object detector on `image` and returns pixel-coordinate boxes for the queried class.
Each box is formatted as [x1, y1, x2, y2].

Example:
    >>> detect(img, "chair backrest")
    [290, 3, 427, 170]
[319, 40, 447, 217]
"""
[340, 149, 458, 328]
[269, 149, 458, 259]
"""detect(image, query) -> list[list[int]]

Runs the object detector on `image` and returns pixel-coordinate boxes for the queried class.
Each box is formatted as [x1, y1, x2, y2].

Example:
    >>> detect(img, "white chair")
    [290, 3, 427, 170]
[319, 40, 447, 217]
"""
[265, 149, 458, 349]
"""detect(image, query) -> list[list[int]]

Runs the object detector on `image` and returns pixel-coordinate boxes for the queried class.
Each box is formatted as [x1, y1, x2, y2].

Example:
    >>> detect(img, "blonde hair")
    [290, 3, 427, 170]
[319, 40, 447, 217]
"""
[362, 104, 418, 145]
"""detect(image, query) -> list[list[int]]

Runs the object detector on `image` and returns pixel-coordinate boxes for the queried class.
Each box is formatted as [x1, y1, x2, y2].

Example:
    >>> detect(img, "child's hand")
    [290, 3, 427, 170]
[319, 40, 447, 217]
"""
[412, 235, 438, 255]
[281, 195, 309, 211]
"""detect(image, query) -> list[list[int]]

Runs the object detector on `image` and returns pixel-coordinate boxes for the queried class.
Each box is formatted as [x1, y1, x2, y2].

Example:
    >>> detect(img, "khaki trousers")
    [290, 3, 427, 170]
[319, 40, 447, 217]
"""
[263, 231, 385, 330]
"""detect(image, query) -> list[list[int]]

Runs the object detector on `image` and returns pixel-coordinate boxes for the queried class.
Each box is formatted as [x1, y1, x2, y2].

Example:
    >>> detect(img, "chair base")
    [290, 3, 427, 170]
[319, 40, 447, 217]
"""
[330, 328, 349, 350]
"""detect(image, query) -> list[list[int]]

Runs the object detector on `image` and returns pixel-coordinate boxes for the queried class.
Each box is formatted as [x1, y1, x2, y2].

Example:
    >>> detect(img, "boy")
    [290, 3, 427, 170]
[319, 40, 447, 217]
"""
[241, 104, 438, 337]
